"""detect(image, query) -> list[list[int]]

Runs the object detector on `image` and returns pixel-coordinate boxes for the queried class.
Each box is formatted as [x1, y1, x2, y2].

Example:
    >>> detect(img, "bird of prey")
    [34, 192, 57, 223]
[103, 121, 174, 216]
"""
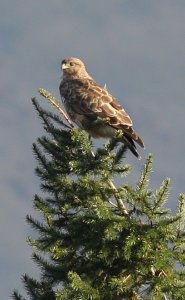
[59, 57, 145, 159]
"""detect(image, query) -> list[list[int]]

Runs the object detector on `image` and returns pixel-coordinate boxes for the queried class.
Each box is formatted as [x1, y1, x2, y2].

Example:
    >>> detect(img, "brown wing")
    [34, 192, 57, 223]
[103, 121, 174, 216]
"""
[60, 78, 144, 148]
[60, 79, 132, 122]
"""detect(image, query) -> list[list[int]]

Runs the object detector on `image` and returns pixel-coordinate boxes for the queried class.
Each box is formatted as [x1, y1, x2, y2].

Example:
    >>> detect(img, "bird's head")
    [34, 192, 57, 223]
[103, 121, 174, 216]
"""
[61, 57, 91, 79]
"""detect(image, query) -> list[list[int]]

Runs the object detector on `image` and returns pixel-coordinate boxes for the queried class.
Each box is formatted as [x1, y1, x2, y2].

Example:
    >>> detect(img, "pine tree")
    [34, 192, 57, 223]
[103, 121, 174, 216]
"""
[13, 92, 185, 300]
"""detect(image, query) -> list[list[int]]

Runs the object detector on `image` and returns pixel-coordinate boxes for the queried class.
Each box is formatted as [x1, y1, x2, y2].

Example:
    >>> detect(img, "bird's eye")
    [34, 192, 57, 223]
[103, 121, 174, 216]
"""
[69, 62, 75, 67]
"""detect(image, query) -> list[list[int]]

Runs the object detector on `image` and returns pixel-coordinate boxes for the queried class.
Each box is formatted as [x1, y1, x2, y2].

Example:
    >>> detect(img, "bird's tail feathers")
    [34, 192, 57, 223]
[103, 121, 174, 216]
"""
[123, 135, 141, 160]
[120, 125, 145, 148]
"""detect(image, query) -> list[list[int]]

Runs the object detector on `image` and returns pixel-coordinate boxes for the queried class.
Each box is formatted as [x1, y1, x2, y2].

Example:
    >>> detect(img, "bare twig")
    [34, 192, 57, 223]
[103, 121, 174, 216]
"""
[38, 88, 74, 128]
[108, 200, 118, 208]
[108, 179, 128, 215]
[38, 88, 128, 215]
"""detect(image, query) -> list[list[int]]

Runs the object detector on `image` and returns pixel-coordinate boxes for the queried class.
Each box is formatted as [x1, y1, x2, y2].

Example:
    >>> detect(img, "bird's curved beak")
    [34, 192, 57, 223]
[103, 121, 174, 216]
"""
[62, 63, 69, 70]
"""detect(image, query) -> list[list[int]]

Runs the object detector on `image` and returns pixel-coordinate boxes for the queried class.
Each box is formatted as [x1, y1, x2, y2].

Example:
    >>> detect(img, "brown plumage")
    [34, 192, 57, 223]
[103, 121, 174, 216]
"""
[59, 57, 145, 159]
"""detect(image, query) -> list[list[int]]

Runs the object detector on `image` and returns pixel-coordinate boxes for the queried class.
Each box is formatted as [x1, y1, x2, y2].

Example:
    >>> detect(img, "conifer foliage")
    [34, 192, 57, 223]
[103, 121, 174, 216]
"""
[13, 97, 185, 300]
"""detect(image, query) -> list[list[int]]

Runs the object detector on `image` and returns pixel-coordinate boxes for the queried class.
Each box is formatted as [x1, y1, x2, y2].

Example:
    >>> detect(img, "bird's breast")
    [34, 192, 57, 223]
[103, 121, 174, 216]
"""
[72, 112, 116, 138]
[88, 124, 116, 138]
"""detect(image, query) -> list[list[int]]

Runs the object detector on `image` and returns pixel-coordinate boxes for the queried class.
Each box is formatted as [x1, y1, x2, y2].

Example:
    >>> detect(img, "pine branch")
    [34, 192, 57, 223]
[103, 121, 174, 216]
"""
[32, 98, 55, 129]
[26, 214, 50, 234]
[12, 291, 26, 300]
[137, 153, 153, 192]
[113, 144, 128, 165]
[22, 274, 56, 299]
[177, 193, 185, 233]
[154, 178, 171, 209]
[38, 88, 74, 129]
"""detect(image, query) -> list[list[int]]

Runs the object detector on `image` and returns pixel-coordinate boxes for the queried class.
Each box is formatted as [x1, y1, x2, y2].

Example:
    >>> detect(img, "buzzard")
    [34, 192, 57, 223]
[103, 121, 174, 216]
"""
[59, 57, 145, 159]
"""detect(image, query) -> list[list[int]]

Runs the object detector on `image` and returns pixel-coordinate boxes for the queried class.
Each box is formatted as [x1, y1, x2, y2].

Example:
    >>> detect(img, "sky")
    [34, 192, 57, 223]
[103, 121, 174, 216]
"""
[0, 1, 185, 298]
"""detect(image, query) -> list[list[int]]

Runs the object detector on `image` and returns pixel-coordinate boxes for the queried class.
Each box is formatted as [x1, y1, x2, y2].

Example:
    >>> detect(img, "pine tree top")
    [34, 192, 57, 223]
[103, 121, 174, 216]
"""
[13, 93, 185, 300]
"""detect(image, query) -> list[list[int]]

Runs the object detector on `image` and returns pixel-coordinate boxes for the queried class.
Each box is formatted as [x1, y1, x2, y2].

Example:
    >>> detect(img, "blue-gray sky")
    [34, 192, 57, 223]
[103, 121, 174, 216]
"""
[1, 1, 185, 298]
